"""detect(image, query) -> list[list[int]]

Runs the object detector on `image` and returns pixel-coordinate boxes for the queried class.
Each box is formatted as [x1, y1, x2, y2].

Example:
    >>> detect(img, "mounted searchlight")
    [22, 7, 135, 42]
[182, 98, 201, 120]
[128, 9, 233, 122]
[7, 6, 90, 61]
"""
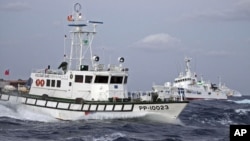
[93, 55, 100, 62]
[118, 57, 125, 63]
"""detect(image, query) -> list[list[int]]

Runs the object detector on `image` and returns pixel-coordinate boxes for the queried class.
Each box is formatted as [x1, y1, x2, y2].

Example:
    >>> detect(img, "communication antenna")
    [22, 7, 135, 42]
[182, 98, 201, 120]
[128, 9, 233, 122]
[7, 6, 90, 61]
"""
[65, 3, 103, 70]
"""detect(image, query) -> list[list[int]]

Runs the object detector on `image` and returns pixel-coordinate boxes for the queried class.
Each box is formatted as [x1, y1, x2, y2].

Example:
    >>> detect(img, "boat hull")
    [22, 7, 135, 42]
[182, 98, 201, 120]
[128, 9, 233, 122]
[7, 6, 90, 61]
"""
[184, 93, 227, 100]
[0, 93, 188, 120]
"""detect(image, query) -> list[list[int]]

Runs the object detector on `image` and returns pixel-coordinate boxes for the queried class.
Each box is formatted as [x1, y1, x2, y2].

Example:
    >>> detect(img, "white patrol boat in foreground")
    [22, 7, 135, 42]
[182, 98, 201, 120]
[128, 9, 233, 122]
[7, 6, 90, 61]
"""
[152, 57, 228, 100]
[0, 3, 188, 120]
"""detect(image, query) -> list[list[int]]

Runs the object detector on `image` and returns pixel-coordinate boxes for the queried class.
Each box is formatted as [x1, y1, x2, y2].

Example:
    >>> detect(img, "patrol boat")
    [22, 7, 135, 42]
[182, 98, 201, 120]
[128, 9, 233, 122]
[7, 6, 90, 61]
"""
[0, 3, 188, 120]
[152, 57, 228, 100]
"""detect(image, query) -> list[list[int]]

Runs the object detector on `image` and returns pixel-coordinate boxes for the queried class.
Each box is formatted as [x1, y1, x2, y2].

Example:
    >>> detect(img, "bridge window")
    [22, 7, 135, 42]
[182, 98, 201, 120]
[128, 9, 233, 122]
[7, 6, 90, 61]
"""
[75, 75, 83, 83]
[45, 79, 61, 88]
[110, 76, 123, 84]
[124, 76, 128, 84]
[51, 80, 55, 87]
[94, 75, 109, 83]
[85, 75, 92, 83]
[46, 79, 50, 87]
[56, 80, 61, 87]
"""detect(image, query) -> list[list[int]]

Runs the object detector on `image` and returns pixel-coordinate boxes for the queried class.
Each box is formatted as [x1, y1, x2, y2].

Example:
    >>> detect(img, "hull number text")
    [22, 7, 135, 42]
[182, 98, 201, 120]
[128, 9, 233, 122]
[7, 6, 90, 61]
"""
[139, 105, 169, 111]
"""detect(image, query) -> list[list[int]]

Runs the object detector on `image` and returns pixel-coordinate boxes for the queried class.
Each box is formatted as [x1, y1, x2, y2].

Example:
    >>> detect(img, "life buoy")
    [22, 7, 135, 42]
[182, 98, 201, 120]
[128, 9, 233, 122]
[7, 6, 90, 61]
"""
[36, 79, 40, 86]
[40, 79, 45, 87]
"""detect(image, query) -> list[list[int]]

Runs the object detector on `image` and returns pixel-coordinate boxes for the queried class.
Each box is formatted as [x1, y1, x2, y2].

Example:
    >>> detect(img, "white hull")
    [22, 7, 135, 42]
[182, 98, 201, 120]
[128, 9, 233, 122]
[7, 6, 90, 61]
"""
[152, 57, 229, 101]
[0, 93, 187, 120]
[0, 3, 189, 121]
[184, 93, 227, 100]
[153, 85, 227, 101]
[183, 87, 227, 100]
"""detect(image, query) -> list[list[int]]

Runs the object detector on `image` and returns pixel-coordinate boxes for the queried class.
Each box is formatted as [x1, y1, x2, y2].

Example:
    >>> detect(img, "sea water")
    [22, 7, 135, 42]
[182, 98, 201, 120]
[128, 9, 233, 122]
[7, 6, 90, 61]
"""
[0, 95, 250, 141]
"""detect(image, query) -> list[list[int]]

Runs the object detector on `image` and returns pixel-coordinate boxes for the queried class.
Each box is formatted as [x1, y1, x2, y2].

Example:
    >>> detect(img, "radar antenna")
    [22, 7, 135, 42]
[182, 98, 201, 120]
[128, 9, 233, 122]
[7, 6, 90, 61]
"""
[65, 3, 103, 71]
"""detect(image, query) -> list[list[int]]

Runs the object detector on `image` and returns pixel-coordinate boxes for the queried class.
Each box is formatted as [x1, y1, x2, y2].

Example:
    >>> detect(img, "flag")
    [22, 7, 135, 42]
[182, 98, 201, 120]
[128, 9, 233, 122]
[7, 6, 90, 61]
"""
[4, 69, 9, 75]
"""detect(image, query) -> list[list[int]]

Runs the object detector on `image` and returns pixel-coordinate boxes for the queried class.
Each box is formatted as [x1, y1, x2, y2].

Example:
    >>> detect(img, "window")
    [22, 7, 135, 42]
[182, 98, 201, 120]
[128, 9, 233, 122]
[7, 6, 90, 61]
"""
[85, 75, 92, 83]
[46, 79, 50, 87]
[124, 76, 128, 84]
[94, 75, 109, 83]
[110, 76, 123, 84]
[56, 80, 61, 87]
[75, 75, 83, 83]
[51, 80, 55, 87]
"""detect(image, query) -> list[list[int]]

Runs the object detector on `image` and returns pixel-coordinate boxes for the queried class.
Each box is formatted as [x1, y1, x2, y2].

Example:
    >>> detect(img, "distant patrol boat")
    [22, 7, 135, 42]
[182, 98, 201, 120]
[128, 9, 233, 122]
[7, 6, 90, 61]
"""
[152, 57, 229, 100]
[0, 3, 188, 120]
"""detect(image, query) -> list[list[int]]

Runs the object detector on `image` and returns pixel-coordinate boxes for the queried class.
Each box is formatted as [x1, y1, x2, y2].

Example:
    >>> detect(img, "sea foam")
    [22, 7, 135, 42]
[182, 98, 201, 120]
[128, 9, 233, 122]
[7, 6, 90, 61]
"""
[233, 99, 250, 104]
[235, 109, 250, 115]
[0, 102, 57, 122]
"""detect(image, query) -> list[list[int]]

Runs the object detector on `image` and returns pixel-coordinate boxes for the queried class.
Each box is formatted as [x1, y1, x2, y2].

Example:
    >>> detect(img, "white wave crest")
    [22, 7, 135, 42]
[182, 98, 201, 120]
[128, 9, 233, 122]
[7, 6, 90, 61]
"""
[0, 102, 57, 122]
[235, 109, 250, 115]
[233, 99, 250, 104]
[81, 112, 147, 120]
[64, 132, 126, 141]
[94, 132, 126, 141]
[81, 112, 182, 124]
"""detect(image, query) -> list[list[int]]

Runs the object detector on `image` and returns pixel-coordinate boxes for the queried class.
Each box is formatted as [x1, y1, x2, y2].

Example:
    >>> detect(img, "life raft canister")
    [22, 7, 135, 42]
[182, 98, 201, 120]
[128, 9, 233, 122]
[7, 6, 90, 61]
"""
[36, 79, 40, 86]
[40, 79, 45, 87]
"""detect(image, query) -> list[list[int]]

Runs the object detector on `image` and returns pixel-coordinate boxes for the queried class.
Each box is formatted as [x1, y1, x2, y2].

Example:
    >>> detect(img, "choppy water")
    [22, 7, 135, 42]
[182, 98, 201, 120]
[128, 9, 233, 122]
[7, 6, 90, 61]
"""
[0, 95, 250, 141]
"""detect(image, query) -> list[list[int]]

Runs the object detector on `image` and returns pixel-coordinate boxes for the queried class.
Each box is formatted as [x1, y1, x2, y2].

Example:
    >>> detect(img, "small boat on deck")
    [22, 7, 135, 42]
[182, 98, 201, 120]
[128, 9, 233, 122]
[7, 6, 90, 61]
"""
[0, 3, 188, 120]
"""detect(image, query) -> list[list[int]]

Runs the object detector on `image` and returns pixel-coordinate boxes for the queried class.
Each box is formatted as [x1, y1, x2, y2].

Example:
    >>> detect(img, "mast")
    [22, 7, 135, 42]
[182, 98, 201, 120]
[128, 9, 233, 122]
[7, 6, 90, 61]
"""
[184, 57, 192, 77]
[66, 3, 103, 71]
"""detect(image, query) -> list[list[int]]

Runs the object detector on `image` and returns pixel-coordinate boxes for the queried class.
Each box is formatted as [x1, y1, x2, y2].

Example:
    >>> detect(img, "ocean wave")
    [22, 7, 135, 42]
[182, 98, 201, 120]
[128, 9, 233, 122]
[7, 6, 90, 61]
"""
[233, 99, 250, 104]
[63, 132, 126, 141]
[94, 132, 126, 141]
[0, 102, 57, 122]
[81, 112, 147, 121]
[235, 109, 250, 115]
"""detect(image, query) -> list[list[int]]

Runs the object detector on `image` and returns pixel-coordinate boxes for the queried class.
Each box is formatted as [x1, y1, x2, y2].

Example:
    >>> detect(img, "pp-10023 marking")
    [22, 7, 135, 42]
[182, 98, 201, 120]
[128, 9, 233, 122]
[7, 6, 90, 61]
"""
[139, 105, 169, 111]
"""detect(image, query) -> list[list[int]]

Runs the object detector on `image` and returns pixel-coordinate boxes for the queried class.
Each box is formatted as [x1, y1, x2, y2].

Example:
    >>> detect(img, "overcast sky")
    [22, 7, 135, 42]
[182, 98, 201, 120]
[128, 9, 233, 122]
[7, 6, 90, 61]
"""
[0, 0, 250, 94]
